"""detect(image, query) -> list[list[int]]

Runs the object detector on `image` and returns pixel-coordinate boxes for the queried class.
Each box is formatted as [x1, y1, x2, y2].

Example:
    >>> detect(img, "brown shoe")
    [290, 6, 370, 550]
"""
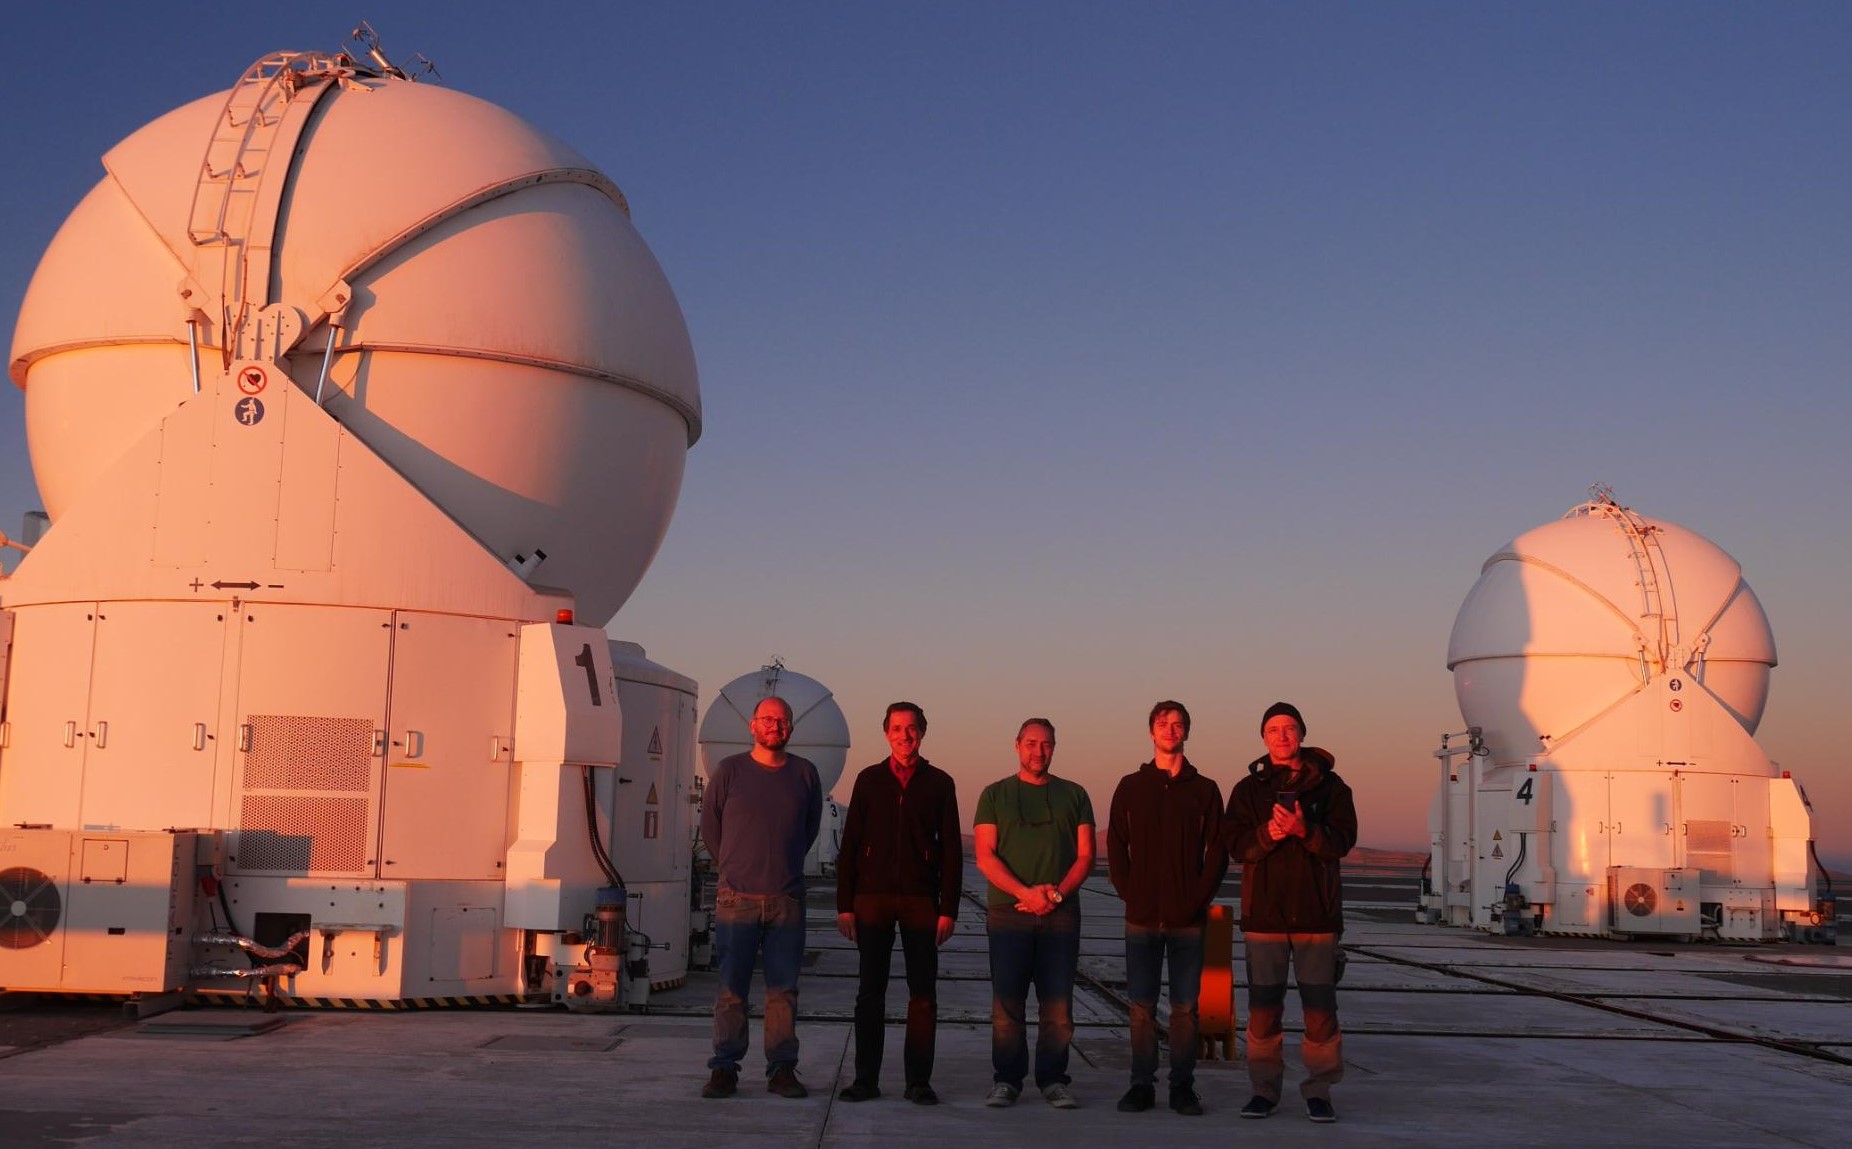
[767, 1066, 809, 1098]
[702, 1069, 738, 1099]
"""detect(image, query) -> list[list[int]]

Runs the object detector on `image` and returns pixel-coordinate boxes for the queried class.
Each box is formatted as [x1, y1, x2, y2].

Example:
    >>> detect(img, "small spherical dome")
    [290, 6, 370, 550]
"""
[10, 62, 698, 624]
[1448, 495, 1775, 760]
[698, 664, 851, 796]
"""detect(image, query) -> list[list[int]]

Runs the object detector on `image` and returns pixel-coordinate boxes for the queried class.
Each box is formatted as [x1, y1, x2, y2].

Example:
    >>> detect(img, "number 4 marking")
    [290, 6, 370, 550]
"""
[573, 642, 602, 706]
[1516, 778, 1535, 804]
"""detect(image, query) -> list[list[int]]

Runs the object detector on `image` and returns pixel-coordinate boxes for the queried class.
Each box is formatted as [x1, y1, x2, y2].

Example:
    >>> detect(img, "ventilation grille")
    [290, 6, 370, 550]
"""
[234, 714, 376, 876]
[1686, 819, 1735, 882]
[243, 715, 373, 790]
[236, 795, 369, 873]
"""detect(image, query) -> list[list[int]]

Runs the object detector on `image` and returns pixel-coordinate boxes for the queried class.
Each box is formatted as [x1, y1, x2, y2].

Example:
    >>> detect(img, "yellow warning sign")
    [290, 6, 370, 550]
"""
[1492, 830, 1503, 840]
[647, 726, 663, 758]
[645, 783, 659, 806]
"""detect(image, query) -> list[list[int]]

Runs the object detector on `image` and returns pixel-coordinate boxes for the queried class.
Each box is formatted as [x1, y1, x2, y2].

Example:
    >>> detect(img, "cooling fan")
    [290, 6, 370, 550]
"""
[1621, 882, 1659, 918]
[0, 866, 63, 949]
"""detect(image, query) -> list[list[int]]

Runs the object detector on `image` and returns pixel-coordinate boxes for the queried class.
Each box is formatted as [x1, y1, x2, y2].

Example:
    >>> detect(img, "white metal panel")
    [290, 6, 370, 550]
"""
[78, 602, 229, 831]
[1549, 771, 1610, 885]
[1606, 771, 1678, 871]
[515, 623, 621, 766]
[229, 604, 390, 878]
[0, 603, 96, 828]
[378, 612, 519, 881]
[60, 831, 197, 993]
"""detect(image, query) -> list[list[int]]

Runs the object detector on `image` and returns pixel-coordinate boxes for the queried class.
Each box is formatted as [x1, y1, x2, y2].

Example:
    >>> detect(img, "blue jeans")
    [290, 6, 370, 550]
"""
[1124, 923, 1203, 1088]
[709, 885, 805, 1074]
[987, 901, 1080, 1089]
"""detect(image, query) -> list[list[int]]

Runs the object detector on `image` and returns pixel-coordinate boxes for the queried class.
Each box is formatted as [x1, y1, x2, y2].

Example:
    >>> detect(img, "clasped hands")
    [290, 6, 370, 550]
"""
[1267, 802, 1308, 842]
[1013, 883, 1063, 916]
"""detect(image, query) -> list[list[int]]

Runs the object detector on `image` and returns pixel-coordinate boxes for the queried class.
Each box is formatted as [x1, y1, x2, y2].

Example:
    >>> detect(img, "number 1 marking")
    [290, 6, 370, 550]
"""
[573, 643, 602, 706]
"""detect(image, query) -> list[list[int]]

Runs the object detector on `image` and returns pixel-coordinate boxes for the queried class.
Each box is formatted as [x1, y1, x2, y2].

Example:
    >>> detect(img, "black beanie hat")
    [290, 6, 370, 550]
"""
[1261, 701, 1304, 736]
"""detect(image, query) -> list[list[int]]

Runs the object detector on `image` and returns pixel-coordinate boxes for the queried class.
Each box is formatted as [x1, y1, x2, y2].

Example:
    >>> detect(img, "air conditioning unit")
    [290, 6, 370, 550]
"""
[1606, 866, 1700, 937]
[0, 828, 203, 993]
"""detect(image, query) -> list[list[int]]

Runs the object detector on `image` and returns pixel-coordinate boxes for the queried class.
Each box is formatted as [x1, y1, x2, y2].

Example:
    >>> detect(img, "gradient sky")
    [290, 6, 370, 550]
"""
[3, 3, 1849, 864]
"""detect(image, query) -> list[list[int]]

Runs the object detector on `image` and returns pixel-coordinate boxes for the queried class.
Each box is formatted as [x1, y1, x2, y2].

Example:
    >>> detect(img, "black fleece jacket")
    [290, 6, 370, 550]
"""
[835, 758, 963, 919]
[1107, 759, 1228, 928]
[1223, 746, 1356, 933]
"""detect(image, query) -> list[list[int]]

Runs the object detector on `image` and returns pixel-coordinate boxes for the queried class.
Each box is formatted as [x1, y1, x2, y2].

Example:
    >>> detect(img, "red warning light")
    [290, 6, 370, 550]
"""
[556, 609, 574, 624]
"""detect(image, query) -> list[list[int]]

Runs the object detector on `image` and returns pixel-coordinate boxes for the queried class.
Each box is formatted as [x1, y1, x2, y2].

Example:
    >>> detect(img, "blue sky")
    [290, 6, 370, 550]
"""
[3, 2, 1849, 863]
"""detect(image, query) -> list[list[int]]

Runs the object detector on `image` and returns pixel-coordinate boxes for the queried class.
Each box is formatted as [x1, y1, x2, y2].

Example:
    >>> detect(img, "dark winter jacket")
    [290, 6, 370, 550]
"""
[1224, 746, 1356, 933]
[835, 758, 963, 919]
[1107, 759, 1228, 928]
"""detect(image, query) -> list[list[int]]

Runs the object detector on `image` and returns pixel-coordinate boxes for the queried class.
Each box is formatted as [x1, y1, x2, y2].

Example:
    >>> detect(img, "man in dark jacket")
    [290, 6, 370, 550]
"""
[1225, 701, 1357, 1125]
[834, 702, 962, 1105]
[1107, 700, 1228, 1117]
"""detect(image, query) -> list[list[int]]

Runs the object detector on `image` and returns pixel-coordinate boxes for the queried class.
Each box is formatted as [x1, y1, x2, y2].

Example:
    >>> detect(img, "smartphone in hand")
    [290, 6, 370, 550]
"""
[1275, 790, 1299, 811]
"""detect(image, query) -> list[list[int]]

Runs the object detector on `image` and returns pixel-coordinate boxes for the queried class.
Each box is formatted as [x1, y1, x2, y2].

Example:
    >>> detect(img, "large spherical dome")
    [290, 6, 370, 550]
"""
[9, 59, 699, 624]
[698, 664, 852, 796]
[1448, 495, 1775, 761]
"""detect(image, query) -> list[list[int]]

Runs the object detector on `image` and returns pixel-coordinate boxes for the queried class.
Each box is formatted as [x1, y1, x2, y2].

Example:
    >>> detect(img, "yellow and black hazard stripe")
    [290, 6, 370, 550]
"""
[185, 990, 546, 1010]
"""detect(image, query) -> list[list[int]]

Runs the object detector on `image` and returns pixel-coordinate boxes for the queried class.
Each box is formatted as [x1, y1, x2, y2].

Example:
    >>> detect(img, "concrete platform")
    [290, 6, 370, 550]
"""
[1, 865, 1848, 1148]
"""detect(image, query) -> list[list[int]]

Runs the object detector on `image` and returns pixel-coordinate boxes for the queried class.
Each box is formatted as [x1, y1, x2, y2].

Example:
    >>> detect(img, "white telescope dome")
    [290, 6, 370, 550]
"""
[1448, 491, 1775, 761]
[10, 57, 699, 625]
[698, 662, 851, 796]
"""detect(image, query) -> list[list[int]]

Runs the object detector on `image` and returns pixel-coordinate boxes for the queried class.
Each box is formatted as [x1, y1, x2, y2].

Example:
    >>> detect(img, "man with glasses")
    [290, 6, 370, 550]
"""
[1107, 700, 1228, 1117]
[701, 695, 823, 1101]
[974, 717, 1095, 1110]
[834, 702, 963, 1105]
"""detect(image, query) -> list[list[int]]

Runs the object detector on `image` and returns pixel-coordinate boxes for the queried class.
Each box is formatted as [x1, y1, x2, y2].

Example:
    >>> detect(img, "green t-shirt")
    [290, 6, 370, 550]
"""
[973, 775, 1095, 908]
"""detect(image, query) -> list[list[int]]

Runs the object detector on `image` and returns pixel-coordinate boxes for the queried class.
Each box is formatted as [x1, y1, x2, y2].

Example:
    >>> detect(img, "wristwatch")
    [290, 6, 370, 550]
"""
[1049, 890, 1064, 904]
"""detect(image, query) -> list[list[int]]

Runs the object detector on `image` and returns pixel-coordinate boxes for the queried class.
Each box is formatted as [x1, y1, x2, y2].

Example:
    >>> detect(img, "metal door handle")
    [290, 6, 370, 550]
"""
[404, 730, 425, 759]
[239, 724, 253, 752]
[64, 721, 77, 748]
[194, 723, 208, 751]
[93, 721, 107, 749]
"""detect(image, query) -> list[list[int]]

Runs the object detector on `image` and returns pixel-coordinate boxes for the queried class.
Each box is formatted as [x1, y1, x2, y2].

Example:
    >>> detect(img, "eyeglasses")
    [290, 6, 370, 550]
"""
[753, 717, 792, 729]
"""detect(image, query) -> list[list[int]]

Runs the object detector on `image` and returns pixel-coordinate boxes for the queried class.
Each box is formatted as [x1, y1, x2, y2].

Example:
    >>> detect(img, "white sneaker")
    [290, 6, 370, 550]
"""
[1042, 1082, 1079, 1109]
[985, 1082, 1020, 1108]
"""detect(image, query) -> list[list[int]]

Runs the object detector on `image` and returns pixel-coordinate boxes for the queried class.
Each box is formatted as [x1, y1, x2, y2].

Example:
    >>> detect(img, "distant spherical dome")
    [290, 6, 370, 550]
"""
[1448, 495, 1775, 761]
[699, 664, 851, 795]
[9, 58, 699, 624]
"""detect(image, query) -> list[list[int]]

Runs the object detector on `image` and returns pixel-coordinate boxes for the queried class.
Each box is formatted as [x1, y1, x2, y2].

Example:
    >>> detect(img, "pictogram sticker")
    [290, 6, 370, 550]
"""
[645, 783, 659, 806]
[237, 366, 267, 395]
[1669, 698, 1684, 713]
[1491, 843, 1504, 859]
[235, 396, 266, 426]
[643, 810, 660, 839]
[647, 726, 663, 758]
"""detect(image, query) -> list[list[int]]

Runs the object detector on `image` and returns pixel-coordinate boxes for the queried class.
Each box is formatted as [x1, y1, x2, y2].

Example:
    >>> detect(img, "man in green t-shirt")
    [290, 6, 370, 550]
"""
[973, 718, 1096, 1110]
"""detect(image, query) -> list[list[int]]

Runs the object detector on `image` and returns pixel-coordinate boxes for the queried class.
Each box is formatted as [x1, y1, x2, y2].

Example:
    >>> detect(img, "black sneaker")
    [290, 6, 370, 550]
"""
[1239, 1095, 1275, 1119]
[1306, 1097, 1337, 1124]
[1116, 1083, 1156, 1113]
[838, 1080, 880, 1102]
[903, 1084, 939, 1106]
[702, 1069, 738, 1099]
[1169, 1086, 1203, 1116]
[767, 1067, 808, 1098]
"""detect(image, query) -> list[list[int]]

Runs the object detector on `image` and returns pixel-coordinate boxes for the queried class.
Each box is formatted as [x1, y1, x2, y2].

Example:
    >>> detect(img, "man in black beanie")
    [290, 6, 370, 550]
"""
[1224, 702, 1356, 1124]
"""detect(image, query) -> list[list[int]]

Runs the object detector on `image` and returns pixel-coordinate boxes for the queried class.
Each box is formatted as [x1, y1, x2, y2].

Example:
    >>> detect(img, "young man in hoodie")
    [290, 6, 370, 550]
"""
[1106, 700, 1228, 1117]
[1225, 701, 1358, 1125]
[834, 702, 962, 1106]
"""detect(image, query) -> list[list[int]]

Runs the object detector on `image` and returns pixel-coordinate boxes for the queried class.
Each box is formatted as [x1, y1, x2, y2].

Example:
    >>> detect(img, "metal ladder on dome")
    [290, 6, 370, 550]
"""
[1594, 487, 1679, 676]
[184, 51, 340, 359]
